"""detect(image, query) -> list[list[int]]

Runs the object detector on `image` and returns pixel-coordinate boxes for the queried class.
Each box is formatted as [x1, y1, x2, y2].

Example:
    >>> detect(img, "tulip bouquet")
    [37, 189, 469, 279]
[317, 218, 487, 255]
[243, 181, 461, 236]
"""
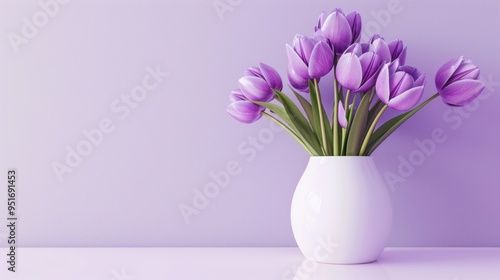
[227, 9, 485, 156]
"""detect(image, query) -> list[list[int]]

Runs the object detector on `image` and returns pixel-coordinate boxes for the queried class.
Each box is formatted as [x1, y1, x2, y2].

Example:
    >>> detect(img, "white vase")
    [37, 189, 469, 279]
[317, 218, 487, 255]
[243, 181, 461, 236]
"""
[291, 156, 392, 264]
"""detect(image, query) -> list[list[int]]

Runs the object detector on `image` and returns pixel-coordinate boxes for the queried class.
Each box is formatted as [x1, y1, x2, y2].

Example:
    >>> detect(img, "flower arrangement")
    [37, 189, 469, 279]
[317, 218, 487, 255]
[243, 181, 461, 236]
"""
[227, 9, 485, 156]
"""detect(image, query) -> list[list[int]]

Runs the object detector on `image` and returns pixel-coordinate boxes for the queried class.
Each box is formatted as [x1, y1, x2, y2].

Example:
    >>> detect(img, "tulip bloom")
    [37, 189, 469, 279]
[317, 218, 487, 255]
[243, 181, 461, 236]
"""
[286, 34, 334, 90]
[376, 61, 426, 110]
[238, 63, 283, 102]
[317, 9, 361, 55]
[388, 39, 407, 65]
[227, 101, 264, 124]
[435, 56, 485, 106]
[336, 43, 384, 92]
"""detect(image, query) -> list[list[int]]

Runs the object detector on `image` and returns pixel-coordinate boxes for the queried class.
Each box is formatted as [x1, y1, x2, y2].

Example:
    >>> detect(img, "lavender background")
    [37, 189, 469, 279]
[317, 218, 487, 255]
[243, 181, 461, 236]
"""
[0, 0, 499, 247]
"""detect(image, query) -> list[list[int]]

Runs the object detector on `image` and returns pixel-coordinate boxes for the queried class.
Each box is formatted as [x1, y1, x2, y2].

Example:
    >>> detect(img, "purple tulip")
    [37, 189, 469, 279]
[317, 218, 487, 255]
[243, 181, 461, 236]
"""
[317, 9, 362, 55]
[388, 39, 407, 65]
[336, 43, 384, 92]
[286, 34, 334, 88]
[227, 101, 264, 124]
[376, 61, 426, 110]
[238, 63, 283, 102]
[435, 56, 485, 106]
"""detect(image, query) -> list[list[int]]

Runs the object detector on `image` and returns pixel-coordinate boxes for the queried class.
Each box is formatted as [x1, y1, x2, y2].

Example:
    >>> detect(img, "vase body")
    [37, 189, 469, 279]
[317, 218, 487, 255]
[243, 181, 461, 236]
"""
[291, 156, 392, 264]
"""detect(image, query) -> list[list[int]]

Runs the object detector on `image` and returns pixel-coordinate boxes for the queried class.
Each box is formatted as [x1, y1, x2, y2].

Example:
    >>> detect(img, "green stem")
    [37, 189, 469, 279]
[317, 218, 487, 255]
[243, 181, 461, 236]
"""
[262, 112, 314, 156]
[342, 93, 357, 155]
[368, 88, 375, 105]
[332, 77, 340, 156]
[314, 79, 328, 155]
[344, 90, 352, 117]
[359, 104, 388, 155]
[365, 93, 441, 156]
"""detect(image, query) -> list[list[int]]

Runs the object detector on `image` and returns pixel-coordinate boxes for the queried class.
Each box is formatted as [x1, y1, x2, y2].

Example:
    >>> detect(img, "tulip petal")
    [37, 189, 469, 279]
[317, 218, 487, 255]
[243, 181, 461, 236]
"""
[338, 101, 347, 128]
[308, 41, 334, 78]
[359, 52, 382, 85]
[435, 56, 463, 91]
[244, 66, 262, 78]
[398, 46, 407, 65]
[388, 40, 406, 64]
[336, 53, 362, 90]
[447, 61, 480, 85]
[358, 62, 383, 93]
[227, 101, 264, 124]
[238, 76, 273, 102]
[399, 65, 424, 86]
[390, 72, 414, 97]
[298, 36, 317, 62]
[372, 38, 391, 63]
[229, 89, 246, 102]
[388, 59, 400, 74]
[321, 11, 352, 54]
[345, 43, 364, 56]
[288, 66, 309, 92]
[259, 63, 283, 91]
[388, 86, 424, 110]
[439, 79, 485, 106]
[286, 44, 309, 78]
[315, 11, 328, 31]
[346, 12, 362, 43]
[376, 63, 391, 104]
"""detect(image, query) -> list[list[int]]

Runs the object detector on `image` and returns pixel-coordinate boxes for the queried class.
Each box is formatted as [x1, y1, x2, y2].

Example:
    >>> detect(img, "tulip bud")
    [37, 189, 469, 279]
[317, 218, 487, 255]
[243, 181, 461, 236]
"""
[286, 34, 334, 90]
[238, 63, 283, 102]
[319, 9, 362, 55]
[227, 101, 264, 124]
[336, 43, 384, 93]
[435, 56, 485, 106]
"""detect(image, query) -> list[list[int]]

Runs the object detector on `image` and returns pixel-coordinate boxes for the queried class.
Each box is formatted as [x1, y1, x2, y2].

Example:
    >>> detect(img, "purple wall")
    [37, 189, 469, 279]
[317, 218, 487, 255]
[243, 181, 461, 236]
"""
[0, 0, 499, 247]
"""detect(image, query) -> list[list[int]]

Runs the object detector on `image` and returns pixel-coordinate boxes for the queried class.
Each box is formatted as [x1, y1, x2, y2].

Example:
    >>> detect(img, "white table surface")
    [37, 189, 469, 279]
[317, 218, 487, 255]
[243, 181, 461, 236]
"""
[1, 247, 499, 280]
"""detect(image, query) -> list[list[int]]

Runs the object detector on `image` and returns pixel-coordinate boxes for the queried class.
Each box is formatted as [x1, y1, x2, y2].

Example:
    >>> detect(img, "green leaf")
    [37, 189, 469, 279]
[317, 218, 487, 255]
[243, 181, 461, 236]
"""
[341, 103, 354, 155]
[367, 100, 385, 128]
[308, 80, 323, 147]
[290, 87, 314, 125]
[308, 80, 332, 155]
[252, 101, 297, 130]
[365, 93, 439, 155]
[345, 92, 371, 156]
[253, 101, 320, 156]
[320, 105, 333, 155]
[273, 90, 324, 155]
